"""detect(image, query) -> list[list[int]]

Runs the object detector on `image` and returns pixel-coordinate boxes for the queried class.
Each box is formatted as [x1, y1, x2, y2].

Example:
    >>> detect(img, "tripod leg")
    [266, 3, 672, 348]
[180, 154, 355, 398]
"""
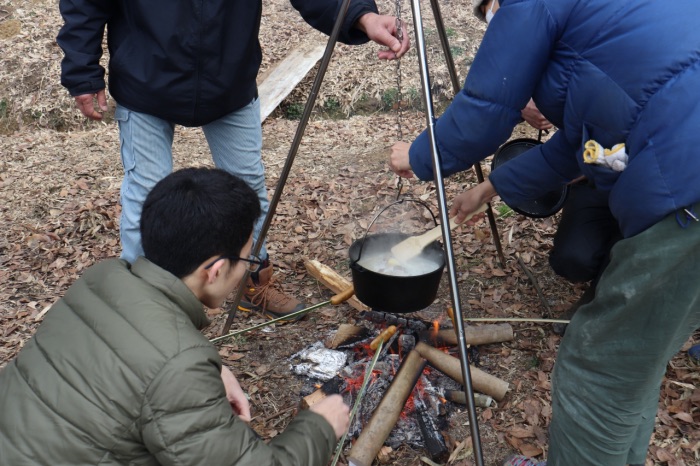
[222, 0, 353, 335]
[409, 0, 486, 464]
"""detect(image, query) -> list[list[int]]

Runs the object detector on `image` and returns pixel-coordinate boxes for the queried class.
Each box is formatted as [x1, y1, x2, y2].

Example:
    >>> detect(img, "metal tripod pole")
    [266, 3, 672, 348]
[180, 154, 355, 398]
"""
[428, 0, 506, 269]
[409, 0, 484, 464]
[222, 0, 353, 335]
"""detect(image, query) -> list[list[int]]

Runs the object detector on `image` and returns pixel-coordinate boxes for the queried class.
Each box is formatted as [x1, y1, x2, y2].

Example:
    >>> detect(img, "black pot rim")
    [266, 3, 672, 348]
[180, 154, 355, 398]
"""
[348, 232, 445, 313]
[491, 138, 568, 218]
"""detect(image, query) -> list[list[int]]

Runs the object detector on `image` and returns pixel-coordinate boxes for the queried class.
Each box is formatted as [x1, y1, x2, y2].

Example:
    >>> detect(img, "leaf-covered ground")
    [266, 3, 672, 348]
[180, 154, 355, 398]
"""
[1, 1, 698, 465]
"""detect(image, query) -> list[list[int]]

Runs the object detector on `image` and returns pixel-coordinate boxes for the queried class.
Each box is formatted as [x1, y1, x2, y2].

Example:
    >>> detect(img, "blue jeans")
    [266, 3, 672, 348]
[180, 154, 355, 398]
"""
[115, 98, 268, 263]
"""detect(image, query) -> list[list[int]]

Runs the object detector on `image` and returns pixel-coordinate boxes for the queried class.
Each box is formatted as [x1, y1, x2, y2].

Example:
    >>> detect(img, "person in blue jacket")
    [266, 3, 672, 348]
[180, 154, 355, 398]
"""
[390, 1, 700, 465]
[395, 1, 621, 336]
[57, 0, 410, 322]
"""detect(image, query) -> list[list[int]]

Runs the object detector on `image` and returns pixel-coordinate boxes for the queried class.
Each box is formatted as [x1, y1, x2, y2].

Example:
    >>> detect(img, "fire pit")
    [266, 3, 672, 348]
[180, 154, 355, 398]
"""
[292, 307, 514, 465]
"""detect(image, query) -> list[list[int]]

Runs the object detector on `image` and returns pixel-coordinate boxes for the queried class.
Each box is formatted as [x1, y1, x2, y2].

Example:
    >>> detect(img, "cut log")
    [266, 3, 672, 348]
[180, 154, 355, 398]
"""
[300, 375, 343, 410]
[325, 324, 370, 349]
[304, 259, 369, 312]
[347, 349, 426, 466]
[258, 41, 325, 122]
[443, 389, 493, 408]
[415, 342, 509, 401]
[300, 389, 328, 410]
[420, 324, 514, 347]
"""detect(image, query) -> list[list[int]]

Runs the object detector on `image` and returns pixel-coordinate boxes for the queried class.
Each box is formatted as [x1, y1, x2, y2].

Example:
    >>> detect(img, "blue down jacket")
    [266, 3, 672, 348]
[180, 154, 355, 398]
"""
[409, 0, 700, 238]
[57, 0, 377, 127]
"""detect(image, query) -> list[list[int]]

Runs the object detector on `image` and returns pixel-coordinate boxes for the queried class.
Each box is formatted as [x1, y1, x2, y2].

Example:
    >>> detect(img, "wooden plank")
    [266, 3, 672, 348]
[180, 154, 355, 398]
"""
[258, 41, 325, 122]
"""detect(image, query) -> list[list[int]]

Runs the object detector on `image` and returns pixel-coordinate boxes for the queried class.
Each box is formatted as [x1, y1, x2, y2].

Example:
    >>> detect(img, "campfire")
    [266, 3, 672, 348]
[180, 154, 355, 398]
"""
[294, 258, 514, 466]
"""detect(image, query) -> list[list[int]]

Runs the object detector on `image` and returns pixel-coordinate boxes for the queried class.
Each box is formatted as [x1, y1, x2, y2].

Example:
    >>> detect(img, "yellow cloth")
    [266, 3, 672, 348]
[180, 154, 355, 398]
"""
[583, 140, 628, 172]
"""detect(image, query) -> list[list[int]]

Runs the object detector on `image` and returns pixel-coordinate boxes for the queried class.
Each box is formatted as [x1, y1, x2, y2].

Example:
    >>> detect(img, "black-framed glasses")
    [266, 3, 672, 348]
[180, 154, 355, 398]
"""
[204, 254, 264, 273]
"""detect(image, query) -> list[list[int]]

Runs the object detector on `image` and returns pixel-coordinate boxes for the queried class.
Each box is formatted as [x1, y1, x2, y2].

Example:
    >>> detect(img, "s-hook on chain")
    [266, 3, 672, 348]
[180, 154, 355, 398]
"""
[394, 0, 405, 199]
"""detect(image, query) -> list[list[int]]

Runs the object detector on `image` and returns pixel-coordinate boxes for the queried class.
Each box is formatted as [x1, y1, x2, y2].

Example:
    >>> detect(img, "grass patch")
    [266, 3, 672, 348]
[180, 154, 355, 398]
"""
[284, 102, 304, 120]
[497, 204, 514, 218]
[381, 88, 399, 110]
[0, 99, 8, 119]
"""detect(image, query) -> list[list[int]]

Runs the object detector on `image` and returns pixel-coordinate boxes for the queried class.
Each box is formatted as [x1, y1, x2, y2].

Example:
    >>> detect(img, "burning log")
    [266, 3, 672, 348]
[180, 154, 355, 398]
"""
[415, 342, 509, 401]
[399, 334, 416, 353]
[420, 323, 514, 347]
[443, 389, 494, 408]
[300, 376, 343, 410]
[420, 375, 446, 417]
[414, 393, 449, 462]
[347, 349, 427, 466]
[304, 259, 370, 312]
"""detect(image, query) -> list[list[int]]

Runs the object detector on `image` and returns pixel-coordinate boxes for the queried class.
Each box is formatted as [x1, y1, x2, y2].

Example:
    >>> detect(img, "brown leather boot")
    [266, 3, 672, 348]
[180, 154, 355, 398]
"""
[241, 259, 306, 322]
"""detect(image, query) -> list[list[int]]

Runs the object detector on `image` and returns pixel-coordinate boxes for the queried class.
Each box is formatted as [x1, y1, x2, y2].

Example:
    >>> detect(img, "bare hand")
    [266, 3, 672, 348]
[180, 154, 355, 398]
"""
[450, 180, 497, 224]
[74, 89, 108, 121]
[355, 13, 410, 60]
[221, 365, 251, 422]
[388, 141, 414, 178]
[521, 98, 552, 130]
[309, 394, 350, 439]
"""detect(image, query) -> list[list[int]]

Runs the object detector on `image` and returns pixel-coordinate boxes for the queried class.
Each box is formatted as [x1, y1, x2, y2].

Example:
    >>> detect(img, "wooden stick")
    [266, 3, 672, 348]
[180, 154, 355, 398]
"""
[415, 342, 509, 401]
[516, 252, 551, 318]
[420, 324, 514, 347]
[210, 287, 353, 343]
[370, 325, 397, 350]
[462, 317, 570, 324]
[347, 349, 427, 466]
[305, 259, 370, 312]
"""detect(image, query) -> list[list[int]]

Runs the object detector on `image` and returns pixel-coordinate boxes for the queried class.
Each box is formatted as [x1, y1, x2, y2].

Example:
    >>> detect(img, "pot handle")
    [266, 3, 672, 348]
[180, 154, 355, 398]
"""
[354, 197, 439, 262]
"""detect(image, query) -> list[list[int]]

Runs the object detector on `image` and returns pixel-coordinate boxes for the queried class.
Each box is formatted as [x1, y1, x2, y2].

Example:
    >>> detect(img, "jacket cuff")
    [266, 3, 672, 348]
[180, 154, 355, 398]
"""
[409, 130, 436, 181]
[66, 80, 106, 97]
[343, 1, 379, 45]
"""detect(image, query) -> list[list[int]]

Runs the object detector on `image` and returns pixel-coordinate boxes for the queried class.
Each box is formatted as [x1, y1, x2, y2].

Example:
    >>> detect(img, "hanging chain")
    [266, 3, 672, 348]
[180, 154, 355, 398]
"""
[394, 0, 405, 199]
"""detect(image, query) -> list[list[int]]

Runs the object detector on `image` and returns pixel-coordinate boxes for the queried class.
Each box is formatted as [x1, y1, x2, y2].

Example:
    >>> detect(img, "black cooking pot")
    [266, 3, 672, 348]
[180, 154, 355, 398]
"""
[349, 232, 445, 313]
[491, 138, 569, 218]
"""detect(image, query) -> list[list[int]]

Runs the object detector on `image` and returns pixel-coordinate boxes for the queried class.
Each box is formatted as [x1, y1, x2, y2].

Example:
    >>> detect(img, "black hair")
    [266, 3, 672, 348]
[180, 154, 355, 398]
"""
[140, 167, 261, 278]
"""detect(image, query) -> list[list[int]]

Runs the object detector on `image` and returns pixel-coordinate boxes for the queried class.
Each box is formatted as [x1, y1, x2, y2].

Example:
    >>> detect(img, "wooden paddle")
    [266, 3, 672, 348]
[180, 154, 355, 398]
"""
[390, 204, 487, 262]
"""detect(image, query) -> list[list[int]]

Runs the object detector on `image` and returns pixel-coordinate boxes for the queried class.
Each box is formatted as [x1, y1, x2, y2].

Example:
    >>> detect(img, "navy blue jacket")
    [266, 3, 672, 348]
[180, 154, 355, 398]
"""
[57, 0, 377, 127]
[409, 0, 700, 238]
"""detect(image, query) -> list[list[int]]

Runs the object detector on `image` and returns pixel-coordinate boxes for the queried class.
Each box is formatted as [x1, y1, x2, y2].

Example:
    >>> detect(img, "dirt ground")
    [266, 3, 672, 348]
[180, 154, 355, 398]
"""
[1, 1, 698, 465]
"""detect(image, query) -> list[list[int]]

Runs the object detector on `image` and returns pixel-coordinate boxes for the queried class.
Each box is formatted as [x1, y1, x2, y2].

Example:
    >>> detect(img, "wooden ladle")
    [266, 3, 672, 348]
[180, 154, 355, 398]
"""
[390, 204, 487, 262]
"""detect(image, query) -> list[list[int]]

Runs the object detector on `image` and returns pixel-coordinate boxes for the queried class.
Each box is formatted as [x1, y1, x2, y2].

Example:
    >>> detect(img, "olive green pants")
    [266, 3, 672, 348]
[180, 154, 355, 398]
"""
[547, 208, 700, 466]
